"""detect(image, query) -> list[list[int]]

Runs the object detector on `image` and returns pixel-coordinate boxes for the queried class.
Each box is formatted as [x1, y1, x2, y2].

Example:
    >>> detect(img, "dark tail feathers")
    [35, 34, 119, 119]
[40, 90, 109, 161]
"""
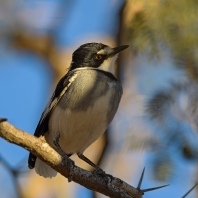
[28, 153, 37, 169]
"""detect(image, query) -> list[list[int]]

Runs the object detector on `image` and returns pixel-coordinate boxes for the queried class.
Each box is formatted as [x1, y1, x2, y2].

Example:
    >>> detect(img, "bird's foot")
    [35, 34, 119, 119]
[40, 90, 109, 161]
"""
[93, 167, 112, 178]
[61, 154, 75, 182]
[66, 158, 75, 182]
[93, 167, 106, 175]
[93, 167, 114, 185]
[53, 135, 74, 182]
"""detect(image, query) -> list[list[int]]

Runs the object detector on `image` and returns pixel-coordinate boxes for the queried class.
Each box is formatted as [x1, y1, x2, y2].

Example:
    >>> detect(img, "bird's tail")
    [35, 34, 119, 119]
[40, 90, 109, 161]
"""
[35, 158, 57, 178]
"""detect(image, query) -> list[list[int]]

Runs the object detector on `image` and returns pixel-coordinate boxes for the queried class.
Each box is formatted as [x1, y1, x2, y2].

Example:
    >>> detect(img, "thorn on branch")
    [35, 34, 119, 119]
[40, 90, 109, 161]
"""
[137, 167, 169, 195]
[0, 118, 7, 123]
[181, 183, 197, 198]
[137, 167, 145, 190]
[141, 184, 169, 193]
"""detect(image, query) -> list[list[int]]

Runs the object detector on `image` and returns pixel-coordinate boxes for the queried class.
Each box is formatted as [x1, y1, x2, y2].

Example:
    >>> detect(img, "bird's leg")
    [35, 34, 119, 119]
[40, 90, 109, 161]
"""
[53, 134, 65, 156]
[53, 134, 74, 182]
[77, 153, 105, 175]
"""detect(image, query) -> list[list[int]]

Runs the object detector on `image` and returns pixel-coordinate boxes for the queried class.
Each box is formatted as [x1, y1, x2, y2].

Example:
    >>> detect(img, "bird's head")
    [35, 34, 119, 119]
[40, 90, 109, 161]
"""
[70, 43, 129, 73]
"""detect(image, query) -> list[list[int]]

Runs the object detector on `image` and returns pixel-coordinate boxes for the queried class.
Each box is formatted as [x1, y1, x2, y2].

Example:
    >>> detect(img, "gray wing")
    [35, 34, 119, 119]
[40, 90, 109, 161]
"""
[28, 70, 77, 169]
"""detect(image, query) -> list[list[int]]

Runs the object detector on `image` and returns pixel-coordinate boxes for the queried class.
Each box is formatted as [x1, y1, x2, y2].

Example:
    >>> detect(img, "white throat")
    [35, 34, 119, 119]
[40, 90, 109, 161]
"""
[98, 55, 118, 74]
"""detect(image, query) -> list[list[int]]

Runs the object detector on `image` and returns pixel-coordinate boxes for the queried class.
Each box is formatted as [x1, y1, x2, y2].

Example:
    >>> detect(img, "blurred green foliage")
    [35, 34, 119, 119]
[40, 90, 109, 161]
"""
[126, 0, 198, 79]
[123, 0, 198, 184]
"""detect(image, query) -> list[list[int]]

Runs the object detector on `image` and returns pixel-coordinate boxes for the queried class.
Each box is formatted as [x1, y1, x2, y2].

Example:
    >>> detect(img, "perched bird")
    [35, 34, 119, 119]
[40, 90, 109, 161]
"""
[28, 42, 129, 178]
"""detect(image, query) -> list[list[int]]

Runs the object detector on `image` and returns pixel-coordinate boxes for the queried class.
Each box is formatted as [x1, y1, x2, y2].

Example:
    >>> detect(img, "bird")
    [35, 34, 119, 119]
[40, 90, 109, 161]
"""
[28, 42, 129, 178]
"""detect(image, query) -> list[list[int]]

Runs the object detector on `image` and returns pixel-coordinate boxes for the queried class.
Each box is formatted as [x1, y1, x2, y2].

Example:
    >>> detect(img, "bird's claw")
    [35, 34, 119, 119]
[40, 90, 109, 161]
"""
[93, 167, 106, 176]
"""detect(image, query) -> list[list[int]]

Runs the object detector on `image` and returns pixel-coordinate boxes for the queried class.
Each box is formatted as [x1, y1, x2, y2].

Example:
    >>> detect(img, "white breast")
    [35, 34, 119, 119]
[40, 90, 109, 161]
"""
[46, 90, 112, 154]
[44, 68, 122, 155]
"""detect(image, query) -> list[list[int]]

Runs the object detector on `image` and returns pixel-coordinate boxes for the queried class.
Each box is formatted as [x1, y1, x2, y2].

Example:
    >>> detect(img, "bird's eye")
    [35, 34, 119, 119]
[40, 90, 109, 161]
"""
[95, 54, 103, 61]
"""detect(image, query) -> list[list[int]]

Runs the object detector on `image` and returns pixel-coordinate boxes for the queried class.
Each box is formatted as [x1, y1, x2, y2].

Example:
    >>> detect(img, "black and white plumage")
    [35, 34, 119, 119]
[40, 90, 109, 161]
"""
[28, 42, 129, 178]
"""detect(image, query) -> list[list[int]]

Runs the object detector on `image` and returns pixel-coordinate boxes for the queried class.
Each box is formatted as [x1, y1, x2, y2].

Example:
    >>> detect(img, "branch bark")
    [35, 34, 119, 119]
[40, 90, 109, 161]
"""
[0, 120, 142, 198]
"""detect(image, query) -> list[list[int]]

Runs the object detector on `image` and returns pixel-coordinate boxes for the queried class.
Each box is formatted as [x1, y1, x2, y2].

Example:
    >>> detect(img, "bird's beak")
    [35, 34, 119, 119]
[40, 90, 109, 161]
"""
[110, 45, 129, 57]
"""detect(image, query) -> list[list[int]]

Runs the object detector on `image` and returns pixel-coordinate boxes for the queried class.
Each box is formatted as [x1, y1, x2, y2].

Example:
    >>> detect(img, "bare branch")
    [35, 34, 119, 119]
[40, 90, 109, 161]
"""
[0, 120, 143, 198]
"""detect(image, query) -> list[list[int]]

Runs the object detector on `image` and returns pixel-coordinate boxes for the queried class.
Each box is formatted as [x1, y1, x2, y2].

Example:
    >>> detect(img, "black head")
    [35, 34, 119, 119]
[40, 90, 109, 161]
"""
[69, 42, 129, 72]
